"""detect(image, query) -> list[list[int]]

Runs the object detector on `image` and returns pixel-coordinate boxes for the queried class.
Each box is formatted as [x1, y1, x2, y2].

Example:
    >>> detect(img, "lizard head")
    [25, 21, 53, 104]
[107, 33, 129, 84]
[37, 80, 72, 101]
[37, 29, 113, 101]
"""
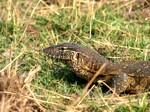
[43, 43, 84, 60]
[43, 43, 110, 80]
[43, 42, 109, 65]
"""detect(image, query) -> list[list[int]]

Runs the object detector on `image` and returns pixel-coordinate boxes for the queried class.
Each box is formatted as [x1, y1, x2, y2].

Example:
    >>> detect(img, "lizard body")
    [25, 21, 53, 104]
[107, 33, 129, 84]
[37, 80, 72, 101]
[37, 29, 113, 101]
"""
[43, 43, 150, 94]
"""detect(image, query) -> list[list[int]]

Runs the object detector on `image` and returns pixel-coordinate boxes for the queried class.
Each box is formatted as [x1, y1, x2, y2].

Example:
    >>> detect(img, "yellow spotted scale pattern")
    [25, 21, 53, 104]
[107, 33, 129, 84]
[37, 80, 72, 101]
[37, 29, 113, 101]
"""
[43, 43, 150, 94]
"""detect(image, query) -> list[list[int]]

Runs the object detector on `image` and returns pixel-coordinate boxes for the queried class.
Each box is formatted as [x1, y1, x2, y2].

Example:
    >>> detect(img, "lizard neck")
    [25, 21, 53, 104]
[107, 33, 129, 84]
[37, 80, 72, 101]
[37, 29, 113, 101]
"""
[104, 62, 123, 75]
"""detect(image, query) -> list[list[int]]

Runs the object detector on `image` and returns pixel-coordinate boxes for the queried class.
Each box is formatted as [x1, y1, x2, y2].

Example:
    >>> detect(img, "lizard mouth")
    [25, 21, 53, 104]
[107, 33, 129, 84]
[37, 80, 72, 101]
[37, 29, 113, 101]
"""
[43, 47, 49, 54]
[43, 47, 55, 58]
[43, 47, 68, 60]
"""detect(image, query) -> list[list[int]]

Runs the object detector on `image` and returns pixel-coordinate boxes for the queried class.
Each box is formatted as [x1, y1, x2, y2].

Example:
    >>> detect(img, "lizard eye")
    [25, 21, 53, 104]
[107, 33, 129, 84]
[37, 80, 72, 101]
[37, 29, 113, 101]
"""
[60, 47, 65, 51]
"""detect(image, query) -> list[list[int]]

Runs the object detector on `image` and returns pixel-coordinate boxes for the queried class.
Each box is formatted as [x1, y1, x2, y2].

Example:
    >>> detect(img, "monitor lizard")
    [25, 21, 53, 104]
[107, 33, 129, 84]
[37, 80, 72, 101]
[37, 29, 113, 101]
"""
[43, 43, 150, 94]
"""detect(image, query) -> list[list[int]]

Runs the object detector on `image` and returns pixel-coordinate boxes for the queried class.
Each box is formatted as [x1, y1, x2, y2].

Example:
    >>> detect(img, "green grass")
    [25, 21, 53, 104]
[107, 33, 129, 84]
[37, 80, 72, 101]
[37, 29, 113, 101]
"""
[0, 0, 150, 111]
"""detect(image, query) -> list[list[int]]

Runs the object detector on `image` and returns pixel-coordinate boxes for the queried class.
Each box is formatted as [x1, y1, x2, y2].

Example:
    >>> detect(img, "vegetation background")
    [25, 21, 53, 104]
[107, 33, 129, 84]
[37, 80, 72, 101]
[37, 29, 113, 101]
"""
[0, 0, 150, 111]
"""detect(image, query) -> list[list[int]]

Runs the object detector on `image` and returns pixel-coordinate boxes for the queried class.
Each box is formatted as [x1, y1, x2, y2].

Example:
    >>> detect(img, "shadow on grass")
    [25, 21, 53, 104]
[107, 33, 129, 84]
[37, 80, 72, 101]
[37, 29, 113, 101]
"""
[52, 62, 88, 85]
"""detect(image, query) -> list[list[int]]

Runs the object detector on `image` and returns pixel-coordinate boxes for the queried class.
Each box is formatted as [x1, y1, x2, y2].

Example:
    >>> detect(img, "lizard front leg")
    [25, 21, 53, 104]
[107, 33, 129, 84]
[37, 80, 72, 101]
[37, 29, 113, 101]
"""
[107, 73, 129, 94]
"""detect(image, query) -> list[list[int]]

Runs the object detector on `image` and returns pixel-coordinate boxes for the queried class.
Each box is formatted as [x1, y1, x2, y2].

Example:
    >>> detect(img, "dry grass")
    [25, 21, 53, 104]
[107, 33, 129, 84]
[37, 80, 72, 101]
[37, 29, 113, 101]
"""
[0, 0, 150, 111]
[0, 59, 44, 111]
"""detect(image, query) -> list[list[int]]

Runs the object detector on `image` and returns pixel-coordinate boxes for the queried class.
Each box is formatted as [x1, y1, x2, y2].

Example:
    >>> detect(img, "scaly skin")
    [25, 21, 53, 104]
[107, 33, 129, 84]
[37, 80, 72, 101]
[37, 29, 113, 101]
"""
[43, 43, 150, 94]
[103, 61, 150, 93]
[43, 43, 111, 80]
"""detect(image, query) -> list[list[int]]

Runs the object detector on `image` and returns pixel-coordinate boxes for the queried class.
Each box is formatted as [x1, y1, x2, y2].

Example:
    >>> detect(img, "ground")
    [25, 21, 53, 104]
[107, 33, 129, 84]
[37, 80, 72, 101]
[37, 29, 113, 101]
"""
[0, 0, 150, 111]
